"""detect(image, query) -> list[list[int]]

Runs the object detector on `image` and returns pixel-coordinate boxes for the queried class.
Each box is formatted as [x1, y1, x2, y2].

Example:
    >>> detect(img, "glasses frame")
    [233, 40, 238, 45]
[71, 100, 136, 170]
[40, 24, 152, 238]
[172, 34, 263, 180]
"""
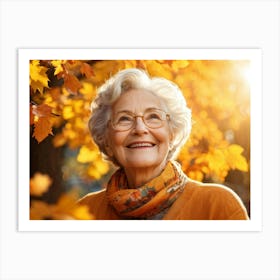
[109, 108, 170, 132]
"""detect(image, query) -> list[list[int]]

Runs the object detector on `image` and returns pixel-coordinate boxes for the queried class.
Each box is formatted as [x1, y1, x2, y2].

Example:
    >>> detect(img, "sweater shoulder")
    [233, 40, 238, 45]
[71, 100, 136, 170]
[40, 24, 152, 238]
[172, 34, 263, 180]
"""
[166, 179, 249, 220]
[185, 179, 243, 200]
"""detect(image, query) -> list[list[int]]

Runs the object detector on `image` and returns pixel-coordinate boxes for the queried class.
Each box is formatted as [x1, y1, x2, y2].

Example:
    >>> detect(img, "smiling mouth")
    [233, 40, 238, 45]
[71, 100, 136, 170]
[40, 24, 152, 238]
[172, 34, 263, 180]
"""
[126, 142, 156, 149]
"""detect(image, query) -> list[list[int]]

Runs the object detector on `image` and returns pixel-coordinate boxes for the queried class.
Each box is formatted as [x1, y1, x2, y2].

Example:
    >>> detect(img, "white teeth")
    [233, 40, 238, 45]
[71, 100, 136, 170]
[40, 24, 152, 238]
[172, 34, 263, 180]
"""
[129, 143, 154, 148]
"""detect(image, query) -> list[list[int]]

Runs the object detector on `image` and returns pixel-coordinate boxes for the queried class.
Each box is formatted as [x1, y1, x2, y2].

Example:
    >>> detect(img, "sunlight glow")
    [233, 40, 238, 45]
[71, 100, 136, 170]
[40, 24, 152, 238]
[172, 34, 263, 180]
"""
[240, 64, 251, 87]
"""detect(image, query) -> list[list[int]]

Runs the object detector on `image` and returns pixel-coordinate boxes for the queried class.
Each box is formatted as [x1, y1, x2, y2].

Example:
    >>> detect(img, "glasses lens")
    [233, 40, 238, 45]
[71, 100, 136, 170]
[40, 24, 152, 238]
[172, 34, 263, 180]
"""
[113, 112, 134, 130]
[144, 110, 165, 128]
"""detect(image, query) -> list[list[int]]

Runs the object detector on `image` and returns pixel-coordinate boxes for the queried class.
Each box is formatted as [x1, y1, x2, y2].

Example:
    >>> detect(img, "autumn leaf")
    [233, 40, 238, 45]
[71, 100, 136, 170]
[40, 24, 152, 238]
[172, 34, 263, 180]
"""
[52, 133, 67, 147]
[80, 81, 95, 98]
[87, 159, 109, 179]
[52, 191, 94, 220]
[71, 205, 94, 220]
[29, 60, 49, 93]
[171, 60, 189, 71]
[226, 144, 249, 172]
[64, 73, 82, 94]
[77, 145, 99, 163]
[30, 172, 52, 196]
[62, 105, 75, 120]
[30, 192, 94, 220]
[51, 60, 66, 76]
[30, 200, 53, 220]
[187, 170, 204, 181]
[32, 103, 53, 117]
[32, 117, 53, 143]
[80, 62, 95, 78]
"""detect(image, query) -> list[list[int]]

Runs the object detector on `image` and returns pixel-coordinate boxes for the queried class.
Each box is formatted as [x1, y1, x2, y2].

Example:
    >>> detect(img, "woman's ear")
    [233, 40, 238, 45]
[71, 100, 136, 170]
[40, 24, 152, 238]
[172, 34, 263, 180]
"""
[169, 139, 174, 151]
[169, 131, 174, 147]
[104, 139, 114, 157]
[106, 145, 113, 157]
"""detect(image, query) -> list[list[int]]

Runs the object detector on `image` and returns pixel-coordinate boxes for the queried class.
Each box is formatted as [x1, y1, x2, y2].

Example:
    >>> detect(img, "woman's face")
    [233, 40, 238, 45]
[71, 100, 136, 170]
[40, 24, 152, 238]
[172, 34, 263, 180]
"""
[107, 89, 172, 171]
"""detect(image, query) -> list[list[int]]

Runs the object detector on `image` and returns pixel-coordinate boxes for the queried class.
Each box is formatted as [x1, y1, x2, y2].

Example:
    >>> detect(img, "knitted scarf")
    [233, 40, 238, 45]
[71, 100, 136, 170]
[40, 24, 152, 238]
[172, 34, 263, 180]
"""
[106, 161, 188, 219]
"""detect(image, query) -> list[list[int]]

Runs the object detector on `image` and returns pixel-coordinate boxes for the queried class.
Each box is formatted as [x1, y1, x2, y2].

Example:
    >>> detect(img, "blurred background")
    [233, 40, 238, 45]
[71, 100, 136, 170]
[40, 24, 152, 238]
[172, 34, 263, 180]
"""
[29, 60, 250, 219]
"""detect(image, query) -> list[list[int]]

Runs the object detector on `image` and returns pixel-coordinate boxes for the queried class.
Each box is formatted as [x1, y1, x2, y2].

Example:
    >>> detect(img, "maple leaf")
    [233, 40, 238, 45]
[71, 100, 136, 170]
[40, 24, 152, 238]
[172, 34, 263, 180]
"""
[29, 60, 49, 93]
[80, 62, 95, 78]
[30, 172, 52, 196]
[33, 117, 53, 143]
[87, 159, 109, 179]
[64, 73, 82, 94]
[51, 60, 66, 75]
[226, 144, 249, 172]
[32, 104, 53, 117]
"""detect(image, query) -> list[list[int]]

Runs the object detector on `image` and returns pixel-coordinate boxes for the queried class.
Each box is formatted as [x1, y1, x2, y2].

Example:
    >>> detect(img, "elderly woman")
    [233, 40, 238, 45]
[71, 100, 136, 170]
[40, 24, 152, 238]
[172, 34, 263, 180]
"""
[78, 68, 249, 220]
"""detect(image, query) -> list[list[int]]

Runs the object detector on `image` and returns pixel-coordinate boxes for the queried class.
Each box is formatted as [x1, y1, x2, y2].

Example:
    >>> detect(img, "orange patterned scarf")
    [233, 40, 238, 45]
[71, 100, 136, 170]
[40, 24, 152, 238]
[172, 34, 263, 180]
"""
[106, 161, 188, 219]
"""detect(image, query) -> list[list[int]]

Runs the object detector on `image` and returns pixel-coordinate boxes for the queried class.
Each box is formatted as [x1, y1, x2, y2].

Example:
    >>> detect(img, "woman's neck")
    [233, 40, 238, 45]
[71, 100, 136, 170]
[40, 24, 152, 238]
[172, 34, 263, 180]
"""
[124, 162, 167, 188]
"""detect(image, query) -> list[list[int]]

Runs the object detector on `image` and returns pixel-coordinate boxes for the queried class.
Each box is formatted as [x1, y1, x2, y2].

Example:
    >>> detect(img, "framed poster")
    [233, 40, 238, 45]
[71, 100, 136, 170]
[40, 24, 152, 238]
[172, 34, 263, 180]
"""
[18, 48, 262, 231]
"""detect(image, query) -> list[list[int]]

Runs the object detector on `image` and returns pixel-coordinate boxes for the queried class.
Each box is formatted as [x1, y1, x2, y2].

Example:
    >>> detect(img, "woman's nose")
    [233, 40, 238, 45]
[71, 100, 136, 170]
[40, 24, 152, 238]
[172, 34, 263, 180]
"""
[133, 117, 148, 134]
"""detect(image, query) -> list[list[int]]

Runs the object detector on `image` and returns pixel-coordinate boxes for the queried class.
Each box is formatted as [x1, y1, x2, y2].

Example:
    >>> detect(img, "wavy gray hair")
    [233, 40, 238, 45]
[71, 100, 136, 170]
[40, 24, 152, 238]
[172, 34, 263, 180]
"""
[88, 68, 192, 166]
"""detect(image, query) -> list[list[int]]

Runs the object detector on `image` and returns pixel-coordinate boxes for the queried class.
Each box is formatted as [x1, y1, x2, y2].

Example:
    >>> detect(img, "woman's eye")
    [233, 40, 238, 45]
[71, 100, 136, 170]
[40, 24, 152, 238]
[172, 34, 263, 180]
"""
[118, 115, 133, 123]
[146, 113, 161, 120]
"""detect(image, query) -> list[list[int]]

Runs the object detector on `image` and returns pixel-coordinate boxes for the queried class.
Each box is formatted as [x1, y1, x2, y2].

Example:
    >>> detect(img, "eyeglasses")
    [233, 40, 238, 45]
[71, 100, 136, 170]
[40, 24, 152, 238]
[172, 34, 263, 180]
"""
[110, 108, 170, 132]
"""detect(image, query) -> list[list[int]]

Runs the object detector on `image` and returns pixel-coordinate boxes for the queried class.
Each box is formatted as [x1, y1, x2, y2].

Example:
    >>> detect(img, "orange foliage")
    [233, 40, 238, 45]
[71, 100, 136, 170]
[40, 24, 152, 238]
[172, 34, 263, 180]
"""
[29, 59, 250, 219]
[30, 190, 94, 220]
[30, 172, 52, 196]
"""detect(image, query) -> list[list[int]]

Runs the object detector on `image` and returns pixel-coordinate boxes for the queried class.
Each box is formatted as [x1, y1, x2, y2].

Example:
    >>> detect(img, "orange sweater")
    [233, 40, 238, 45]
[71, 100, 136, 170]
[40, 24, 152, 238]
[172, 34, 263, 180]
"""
[78, 179, 249, 220]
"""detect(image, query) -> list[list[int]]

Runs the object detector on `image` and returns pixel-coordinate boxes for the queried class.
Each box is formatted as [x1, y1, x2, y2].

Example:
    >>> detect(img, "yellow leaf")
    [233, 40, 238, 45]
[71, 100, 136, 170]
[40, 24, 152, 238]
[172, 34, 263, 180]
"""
[56, 191, 77, 210]
[228, 144, 244, 155]
[70, 205, 94, 220]
[80, 81, 95, 97]
[144, 60, 173, 80]
[77, 145, 99, 163]
[51, 60, 65, 75]
[30, 60, 49, 93]
[52, 133, 67, 147]
[62, 105, 75, 120]
[73, 100, 84, 113]
[87, 159, 109, 179]
[227, 144, 249, 172]
[52, 191, 94, 220]
[187, 170, 204, 181]
[30, 172, 52, 196]
[172, 60, 189, 71]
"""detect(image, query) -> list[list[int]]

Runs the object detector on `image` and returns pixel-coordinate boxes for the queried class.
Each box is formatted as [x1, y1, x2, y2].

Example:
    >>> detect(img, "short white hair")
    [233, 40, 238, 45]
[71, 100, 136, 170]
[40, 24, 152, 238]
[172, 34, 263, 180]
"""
[88, 68, 192, 165]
